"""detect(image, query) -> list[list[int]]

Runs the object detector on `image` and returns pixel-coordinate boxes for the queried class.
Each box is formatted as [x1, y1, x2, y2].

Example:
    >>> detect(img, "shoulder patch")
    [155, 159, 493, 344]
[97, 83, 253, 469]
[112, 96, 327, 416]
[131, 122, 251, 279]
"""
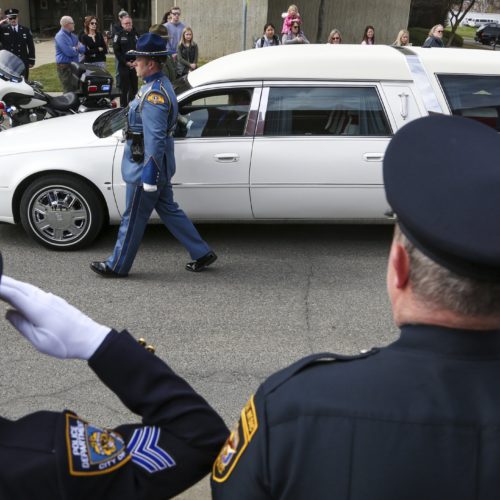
[146, 92, 165, 105]
[262, 349, 379, 395]
[127, 426, 176, 474]
[65, 414, 131, 476]
[212, 395, 258, 483]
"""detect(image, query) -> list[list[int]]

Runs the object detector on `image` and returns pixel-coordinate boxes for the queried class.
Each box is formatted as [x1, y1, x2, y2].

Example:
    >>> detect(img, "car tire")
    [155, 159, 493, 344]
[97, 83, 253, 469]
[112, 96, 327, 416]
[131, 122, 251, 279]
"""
[20, 175, 105, 250]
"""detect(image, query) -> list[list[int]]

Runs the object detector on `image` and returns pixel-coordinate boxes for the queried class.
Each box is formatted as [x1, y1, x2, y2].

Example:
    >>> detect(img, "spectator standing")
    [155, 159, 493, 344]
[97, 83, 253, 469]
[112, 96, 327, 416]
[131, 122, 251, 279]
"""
[282, 20, 309, 44]
[164, 6, 185, 57]
[113, 15, 139, 107]
[55, 16, 85, 92]
[423, 24, 445, 47]
[211, 115, 500, 500]
[393, 29, 411, 46]
[361, 25, 375, 44]
[80, 15, 107, 68]
[110, 10, 129, 89]
[327, 28, 342, 44]
[255, 23, 280, 48]
[91, 33, 217, 277]
[281, 4, 301, 35]
[0, 8, 35, 79]
[0, 255, 228, 499]
[148, 24, 176, 82]
[176, 26, 198, 78]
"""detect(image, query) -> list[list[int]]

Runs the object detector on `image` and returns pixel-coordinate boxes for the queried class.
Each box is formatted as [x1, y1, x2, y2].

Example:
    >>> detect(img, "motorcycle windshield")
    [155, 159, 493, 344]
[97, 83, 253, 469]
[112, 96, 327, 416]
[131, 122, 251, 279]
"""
[0, 50, 25, 82]
[93, 107, 128, 138]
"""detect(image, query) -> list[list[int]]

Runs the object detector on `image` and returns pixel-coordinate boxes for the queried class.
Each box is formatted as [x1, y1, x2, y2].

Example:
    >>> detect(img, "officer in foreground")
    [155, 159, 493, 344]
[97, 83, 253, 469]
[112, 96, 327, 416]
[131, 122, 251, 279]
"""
[91, 33, 216, 277]
[211, 115, 500, 498]
[0, 254, 228, 499]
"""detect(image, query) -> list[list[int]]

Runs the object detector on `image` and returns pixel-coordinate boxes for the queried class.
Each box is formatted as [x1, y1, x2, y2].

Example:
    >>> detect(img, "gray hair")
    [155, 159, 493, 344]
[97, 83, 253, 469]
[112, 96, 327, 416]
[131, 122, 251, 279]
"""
[60, 16, 74, 27]
[394, 225, 500, 317]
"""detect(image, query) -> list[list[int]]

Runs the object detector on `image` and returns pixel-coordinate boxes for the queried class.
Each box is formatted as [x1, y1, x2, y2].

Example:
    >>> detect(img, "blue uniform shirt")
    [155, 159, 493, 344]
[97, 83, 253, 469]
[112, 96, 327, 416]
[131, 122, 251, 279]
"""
[122, 71, 178, 186]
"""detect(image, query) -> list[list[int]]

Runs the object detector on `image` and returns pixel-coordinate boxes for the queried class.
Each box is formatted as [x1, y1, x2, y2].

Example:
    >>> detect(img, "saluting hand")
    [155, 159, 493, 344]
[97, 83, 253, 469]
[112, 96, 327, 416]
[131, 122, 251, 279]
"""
[0, 276, 110, 360]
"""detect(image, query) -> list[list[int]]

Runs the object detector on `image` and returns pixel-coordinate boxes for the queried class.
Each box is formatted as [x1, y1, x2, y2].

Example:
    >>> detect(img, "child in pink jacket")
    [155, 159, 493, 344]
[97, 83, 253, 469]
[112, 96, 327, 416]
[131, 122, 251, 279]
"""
[281, 4, 302, 34]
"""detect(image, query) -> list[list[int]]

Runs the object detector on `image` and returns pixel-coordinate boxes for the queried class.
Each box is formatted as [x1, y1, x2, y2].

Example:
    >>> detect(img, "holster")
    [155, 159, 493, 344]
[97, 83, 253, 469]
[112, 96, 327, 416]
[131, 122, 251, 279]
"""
[125, 130, 144, 163]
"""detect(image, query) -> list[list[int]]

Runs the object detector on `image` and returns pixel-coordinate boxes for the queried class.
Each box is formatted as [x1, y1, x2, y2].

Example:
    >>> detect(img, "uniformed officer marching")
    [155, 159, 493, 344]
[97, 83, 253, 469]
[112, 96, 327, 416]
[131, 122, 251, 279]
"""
[0, 252, 228, 499]
[211, 115, 500, 499]
[91, 33, 216, 277]
[0, 8, 35, 79]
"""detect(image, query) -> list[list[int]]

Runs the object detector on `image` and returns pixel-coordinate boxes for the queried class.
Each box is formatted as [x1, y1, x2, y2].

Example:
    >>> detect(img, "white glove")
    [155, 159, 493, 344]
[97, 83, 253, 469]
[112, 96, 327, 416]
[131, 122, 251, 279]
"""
[143, 183, 157, 192]
[0, 276, 111, 360]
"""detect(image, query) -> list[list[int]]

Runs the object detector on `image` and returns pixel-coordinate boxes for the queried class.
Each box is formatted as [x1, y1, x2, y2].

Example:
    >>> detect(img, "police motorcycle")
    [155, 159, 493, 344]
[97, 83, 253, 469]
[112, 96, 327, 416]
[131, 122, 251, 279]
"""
[0, 50, 119, 128]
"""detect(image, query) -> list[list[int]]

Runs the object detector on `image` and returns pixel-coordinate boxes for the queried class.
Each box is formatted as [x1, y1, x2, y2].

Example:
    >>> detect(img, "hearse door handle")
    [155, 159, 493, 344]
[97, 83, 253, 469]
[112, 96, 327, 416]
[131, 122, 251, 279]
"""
[214, 153, 240, 163]
[363, 153, 384, 162]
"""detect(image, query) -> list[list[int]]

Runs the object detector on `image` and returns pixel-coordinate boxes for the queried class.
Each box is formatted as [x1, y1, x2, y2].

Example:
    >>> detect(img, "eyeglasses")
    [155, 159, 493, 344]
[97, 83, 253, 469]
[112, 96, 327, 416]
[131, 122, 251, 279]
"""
[331, 36, 340, 40]
[292, 25, 299, 29]
[172, 12, 180, 16]
[89, 22, 97, 25]
[436, 30, 443, 33]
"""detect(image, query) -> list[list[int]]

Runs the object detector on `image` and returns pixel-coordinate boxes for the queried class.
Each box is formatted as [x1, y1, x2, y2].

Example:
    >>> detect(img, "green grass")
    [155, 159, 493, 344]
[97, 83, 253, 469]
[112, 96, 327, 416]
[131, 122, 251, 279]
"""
[30, 57, 116, 92]
[445, 25, 476, 38]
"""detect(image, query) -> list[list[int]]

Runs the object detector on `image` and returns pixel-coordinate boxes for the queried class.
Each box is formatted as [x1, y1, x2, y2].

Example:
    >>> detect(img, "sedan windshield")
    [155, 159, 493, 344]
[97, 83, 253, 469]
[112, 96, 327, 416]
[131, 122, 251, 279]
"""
[92, 108, 128, 138]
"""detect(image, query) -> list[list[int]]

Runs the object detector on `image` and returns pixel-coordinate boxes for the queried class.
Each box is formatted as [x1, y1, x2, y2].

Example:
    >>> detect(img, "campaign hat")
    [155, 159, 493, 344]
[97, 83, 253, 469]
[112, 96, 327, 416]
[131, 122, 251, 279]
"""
[383, 115, 500, 282]
[127, 32, 169, 57]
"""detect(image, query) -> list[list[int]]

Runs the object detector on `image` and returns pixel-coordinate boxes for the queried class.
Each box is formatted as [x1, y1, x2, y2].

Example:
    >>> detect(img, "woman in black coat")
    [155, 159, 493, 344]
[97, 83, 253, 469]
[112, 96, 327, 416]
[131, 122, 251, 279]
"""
[80, 15, 108, 67]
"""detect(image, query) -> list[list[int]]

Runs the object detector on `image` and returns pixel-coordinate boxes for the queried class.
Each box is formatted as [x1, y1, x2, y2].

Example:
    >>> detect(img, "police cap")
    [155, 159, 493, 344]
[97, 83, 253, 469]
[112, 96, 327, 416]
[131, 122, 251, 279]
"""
[383, 115, 500, 282]
[5, 8, 19, 18]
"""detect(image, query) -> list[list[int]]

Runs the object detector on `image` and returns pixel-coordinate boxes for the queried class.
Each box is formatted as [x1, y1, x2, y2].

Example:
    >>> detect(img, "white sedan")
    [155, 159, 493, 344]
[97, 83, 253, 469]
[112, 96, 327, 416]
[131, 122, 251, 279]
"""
[1, 45, 499, 250]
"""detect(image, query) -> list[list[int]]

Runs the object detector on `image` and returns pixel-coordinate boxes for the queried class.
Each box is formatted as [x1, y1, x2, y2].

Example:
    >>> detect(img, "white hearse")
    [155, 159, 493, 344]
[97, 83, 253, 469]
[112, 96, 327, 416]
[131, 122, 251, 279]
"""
[1, 45, 499, 249]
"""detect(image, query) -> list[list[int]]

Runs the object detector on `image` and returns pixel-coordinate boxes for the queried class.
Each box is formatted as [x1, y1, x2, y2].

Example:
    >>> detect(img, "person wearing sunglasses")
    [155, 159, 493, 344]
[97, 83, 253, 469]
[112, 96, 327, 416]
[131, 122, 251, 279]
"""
[80, 15, 108, 68]
[423, 24, 445, 47]
[282, 19, 309, 45]
[164, 6, 185, 58]
[327, 28, 342, 44]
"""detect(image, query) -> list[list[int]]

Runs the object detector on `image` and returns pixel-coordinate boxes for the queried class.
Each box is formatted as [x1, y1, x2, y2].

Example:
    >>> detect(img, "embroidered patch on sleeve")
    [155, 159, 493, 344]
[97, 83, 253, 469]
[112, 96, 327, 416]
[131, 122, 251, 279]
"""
[127, 426, 176, 473]
[66, 414, 131, 476]
[212, 395, 259, 483]
[146, 92, 165, 105]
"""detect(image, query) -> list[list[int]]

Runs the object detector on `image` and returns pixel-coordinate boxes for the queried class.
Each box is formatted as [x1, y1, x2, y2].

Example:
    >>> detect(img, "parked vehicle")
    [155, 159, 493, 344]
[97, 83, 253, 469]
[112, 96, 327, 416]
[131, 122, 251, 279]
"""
[0, 50, 117, 128]
[1, 45, 500, 250]
[474, 23, 500, 45]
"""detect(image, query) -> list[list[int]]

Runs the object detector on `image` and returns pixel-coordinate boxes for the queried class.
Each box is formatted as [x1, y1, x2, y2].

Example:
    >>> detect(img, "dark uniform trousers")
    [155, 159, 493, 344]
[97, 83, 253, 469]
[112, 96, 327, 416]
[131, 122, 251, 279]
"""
[0, 330, 228, 499]
[212, 324, 500, 499]
[0, 24, 35, 79]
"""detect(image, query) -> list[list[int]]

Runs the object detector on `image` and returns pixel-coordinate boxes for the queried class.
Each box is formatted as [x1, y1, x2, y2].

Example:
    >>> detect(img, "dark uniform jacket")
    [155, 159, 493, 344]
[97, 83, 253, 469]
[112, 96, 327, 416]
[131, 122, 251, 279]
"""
[0, 24, 35, 71]
[0, 329, 228, 499]
[113, 28, 139, 68]
[212, 324, 500, 499]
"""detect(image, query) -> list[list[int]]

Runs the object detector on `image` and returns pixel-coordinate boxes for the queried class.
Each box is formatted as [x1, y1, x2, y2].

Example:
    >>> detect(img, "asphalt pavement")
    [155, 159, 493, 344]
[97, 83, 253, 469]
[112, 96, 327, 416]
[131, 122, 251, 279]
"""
[0, 222, 397, 498]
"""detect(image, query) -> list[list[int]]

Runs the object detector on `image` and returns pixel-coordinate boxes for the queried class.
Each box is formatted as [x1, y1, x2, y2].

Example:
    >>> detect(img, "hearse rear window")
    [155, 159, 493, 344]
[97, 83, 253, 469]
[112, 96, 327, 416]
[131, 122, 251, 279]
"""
[438, 75, 500, 131]
[263, 87, 391, 137]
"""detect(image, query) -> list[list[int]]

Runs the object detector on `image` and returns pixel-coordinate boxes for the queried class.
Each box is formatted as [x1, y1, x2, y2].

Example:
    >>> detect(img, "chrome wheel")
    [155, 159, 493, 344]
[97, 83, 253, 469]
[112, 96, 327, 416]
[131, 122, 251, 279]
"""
[28, 186, 91, 245]
[20, 175, 105, 250]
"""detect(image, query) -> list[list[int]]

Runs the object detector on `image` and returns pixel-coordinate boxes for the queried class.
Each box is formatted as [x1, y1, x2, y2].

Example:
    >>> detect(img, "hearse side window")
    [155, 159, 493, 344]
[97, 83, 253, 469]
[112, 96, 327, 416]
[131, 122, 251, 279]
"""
[438, 75, 500, 132]
[263, 87, 391, 136]
[175, 88, 253, 138]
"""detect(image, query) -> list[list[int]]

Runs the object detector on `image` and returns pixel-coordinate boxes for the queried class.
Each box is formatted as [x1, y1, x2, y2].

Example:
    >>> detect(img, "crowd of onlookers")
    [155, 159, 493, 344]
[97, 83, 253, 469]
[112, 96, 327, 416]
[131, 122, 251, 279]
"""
[256, 3, 446, 49]
[51, 6, 198, 104]
[0, 2, 448, 107]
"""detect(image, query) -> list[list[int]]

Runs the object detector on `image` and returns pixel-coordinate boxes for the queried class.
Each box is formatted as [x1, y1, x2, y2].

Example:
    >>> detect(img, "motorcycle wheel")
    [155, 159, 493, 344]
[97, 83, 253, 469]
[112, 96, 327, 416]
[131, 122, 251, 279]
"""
[19, 174, 106, 250]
